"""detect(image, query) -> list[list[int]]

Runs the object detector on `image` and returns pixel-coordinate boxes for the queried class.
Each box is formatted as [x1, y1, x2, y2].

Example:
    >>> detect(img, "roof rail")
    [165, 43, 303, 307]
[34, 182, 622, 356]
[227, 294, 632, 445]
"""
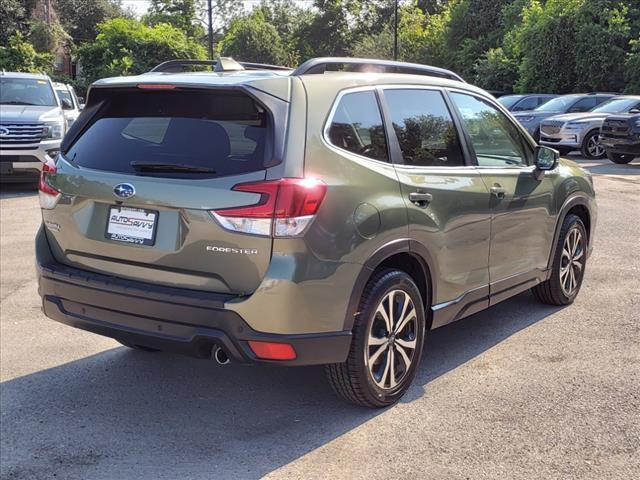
[149, 58, 291, 73]
[291, 57, 464, 82]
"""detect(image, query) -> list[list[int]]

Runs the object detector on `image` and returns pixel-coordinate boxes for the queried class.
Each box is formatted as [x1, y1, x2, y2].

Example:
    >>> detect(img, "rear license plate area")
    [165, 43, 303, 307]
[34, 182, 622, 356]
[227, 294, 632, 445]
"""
[106, 206, 158, 246]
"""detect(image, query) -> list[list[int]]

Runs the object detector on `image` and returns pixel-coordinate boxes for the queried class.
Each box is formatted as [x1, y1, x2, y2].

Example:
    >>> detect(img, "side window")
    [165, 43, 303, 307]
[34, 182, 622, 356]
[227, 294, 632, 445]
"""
[384, 89, 465, 167]
[569, 97, 596, 112]
[595, 96, 611, 106]
[450, 92, 531, 167]
[513, 96, 537, 111]
[327, 90, 388, 162]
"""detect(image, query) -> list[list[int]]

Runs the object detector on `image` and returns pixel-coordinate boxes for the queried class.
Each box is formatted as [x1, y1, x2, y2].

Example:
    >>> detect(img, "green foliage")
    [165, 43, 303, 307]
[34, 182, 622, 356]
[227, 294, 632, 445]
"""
[0, 0, 32, 44]
[218, 11, 288, 65]
[29, 20, 72, 53]
[0, 32, 54, 73]
[55, 0, 125, 43]
[474, 47, 519, 92]
[624, 38, 640, 93]
[144, 0, 204, 39]
[77, 18, 206, 83]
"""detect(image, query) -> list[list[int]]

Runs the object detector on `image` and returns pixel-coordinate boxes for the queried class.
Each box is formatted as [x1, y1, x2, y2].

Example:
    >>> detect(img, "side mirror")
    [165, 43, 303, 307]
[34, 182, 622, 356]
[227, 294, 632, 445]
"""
[534, 145, 559, 173]
[629, 108, 640, 114]
[79, 103, 85, 111]
[61, 98, 73, 110]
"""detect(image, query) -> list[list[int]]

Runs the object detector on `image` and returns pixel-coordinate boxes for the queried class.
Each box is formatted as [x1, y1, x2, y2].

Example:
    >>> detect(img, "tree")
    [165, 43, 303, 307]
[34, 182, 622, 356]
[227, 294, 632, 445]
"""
[144, 0, 204, 38]
[294, 0, 352, 58]
[55, 0, 125, 43]
[474, 47, 518, 92]
[219, 11, 287, 65]
[0, 32, 54, 73]
[0, 0, 35, 44]
[624, 38, 640, 93]
[77, 18, 206, 83]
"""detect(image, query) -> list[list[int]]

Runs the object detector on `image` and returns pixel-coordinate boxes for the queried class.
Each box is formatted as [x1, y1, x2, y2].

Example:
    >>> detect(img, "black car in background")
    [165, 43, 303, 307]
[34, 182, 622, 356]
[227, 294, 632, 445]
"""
[600, 113, 640, 164]
[498, 94, 558, 112]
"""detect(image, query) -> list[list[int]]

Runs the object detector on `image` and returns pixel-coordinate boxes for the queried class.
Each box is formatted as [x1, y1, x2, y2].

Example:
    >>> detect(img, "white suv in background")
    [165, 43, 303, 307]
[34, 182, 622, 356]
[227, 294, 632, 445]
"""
[54, 82, 83, 126]
[0, 72, 67, 182]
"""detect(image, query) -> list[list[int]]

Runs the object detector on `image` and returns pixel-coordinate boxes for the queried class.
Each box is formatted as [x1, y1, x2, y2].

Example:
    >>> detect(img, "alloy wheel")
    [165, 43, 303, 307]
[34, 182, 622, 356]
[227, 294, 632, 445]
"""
[560, 227, 584, 296]
[365, 290, 418, 390]
[587, 134, 604, 157]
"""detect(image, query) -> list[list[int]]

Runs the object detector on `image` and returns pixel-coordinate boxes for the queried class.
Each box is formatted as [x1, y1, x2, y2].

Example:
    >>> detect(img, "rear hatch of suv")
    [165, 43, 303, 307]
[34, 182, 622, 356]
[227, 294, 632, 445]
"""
[40, 82, 290, 295]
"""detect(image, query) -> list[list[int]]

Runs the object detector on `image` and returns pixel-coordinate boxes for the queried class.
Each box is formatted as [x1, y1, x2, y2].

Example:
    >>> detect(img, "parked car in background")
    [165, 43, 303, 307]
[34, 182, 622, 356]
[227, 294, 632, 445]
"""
[36, 57, 596, 408]
[539, 96, 640, 159]
[53, 82, 82, 126]
[600, 112, 640, 164]
[513, 93, 615, 142]
[498, 94, 558, 112]
[0, 72, 66, 182]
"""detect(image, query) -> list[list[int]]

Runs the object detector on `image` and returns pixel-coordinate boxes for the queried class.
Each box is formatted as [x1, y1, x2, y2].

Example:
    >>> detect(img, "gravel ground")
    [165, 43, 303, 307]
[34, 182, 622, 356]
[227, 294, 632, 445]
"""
[1, 156, 638, 480]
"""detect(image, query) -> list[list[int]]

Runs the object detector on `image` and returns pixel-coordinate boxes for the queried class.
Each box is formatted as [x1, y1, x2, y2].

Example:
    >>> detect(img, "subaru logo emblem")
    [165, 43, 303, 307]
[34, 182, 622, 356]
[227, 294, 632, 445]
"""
[113, 183, 136, 199]
[0, 127, 9, 137]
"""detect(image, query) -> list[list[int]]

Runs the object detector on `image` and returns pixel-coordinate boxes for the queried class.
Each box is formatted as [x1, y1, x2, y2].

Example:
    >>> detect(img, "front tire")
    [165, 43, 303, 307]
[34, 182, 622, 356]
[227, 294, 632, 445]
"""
[326, 269, 426, 408]
[532, 214, 587, 306]
[606, 151, 634, 164]
[581, 130, 605, 159]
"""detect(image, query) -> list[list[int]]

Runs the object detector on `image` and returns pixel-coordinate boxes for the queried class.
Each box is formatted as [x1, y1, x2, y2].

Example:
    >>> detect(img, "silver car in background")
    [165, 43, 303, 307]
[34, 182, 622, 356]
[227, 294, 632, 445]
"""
[540, 96, 640, 158]
[0, 72, 67, 182]
[513, 93, 614, 142]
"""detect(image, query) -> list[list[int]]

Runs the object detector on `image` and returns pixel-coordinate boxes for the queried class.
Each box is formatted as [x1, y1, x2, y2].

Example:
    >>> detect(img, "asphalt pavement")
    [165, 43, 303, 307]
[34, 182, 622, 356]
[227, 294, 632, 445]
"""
[1, 156, 638, 480]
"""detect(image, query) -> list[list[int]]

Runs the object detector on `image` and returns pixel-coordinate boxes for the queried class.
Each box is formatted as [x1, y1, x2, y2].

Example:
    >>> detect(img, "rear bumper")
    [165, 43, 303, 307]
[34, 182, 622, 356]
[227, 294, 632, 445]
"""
[36, 229, 351, 366]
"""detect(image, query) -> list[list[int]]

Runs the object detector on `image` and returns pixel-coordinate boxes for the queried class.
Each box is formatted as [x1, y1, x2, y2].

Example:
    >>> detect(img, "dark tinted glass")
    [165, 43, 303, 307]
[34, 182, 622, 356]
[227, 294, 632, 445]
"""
[65, 90, 269, 178]
[569, 97, 596, 112]
[514, 96, 538, 111]
[328, 91, 388, 162]
[385, 89, 465, 167]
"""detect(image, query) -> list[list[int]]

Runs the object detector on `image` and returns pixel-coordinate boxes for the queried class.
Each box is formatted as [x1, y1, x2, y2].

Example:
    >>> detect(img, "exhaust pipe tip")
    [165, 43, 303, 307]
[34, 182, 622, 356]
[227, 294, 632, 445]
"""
[213, 346, 230, 365]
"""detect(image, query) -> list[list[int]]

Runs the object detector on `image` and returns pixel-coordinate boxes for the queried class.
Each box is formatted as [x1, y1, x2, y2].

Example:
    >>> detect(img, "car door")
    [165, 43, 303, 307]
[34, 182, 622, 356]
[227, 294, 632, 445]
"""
[379, 87, 492, 326]
[448, 91, 557, 304]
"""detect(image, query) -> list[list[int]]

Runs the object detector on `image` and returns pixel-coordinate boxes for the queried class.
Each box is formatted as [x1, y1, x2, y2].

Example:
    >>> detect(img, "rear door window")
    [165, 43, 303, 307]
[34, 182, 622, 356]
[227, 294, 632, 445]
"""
[568, 97, 596, 112]
[384, 89, 466, 167]
[327, 90, 389, 162]
[65, 90, 270, 178]
[513, 96, 538, 111]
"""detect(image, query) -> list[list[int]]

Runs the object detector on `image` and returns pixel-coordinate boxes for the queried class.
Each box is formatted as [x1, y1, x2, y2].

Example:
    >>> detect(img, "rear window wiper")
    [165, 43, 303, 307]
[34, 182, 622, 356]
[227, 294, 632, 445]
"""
[130, 161, 216, 174]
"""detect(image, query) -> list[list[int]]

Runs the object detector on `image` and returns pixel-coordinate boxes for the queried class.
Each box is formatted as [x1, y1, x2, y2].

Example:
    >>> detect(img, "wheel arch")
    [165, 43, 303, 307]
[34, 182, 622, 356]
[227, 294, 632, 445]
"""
[342, 240, 436, 331]
[547, 194, 593, 270]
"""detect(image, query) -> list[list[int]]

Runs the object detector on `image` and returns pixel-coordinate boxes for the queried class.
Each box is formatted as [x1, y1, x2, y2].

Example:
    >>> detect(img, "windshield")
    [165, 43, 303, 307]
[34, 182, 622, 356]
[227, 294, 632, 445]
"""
[592, 97, 640, 114]
[0, 77, 57, 106]
[534, 95, 582, 112]
[56, 89, 74, 107]
[497, 95, 523, 108]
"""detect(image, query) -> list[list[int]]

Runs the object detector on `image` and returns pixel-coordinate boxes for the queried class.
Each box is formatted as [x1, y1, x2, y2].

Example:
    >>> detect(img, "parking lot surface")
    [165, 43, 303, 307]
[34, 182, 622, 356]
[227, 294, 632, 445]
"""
[1, 157, 639, 480]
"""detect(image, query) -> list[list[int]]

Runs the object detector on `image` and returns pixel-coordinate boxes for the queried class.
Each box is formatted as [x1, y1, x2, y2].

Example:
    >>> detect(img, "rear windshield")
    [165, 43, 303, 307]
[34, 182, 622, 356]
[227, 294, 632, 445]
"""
[65, 90, 270, 178]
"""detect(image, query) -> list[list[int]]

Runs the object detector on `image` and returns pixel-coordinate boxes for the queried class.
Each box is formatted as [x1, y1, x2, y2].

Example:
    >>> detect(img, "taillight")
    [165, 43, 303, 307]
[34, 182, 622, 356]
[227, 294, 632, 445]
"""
[38, 158, 61, 210]
[211, 178, 327, 237]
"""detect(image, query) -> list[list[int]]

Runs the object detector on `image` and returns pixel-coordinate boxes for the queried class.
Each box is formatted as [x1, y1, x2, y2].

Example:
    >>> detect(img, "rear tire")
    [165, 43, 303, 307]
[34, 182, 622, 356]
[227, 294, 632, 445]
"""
[532, 214, 587, 306]
[326, 269, 426, 408]
[581, 130, 605, 159]
[606, 151, 634, 164]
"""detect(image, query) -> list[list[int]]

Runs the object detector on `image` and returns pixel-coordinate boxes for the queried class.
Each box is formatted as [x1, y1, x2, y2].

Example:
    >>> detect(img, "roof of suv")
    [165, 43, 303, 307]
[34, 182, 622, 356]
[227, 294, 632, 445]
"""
[0, 71, 50, 80]
[90, 57, 472, 99]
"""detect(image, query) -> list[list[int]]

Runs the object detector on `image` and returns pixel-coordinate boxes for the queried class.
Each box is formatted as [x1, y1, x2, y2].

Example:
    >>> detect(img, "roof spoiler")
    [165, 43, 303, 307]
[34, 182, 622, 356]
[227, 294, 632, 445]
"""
[291, 57, 464, 82]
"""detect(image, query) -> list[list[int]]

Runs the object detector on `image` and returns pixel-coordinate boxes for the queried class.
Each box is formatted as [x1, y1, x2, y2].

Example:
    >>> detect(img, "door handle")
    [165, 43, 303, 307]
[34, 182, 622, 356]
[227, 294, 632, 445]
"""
[409, 192, 433, 207]
[490, 186, 506, 199]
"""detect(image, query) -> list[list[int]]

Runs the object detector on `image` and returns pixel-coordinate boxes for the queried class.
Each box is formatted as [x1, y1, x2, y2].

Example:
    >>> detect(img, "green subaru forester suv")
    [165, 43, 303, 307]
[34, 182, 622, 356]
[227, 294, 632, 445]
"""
[36, 57, 596, 407]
